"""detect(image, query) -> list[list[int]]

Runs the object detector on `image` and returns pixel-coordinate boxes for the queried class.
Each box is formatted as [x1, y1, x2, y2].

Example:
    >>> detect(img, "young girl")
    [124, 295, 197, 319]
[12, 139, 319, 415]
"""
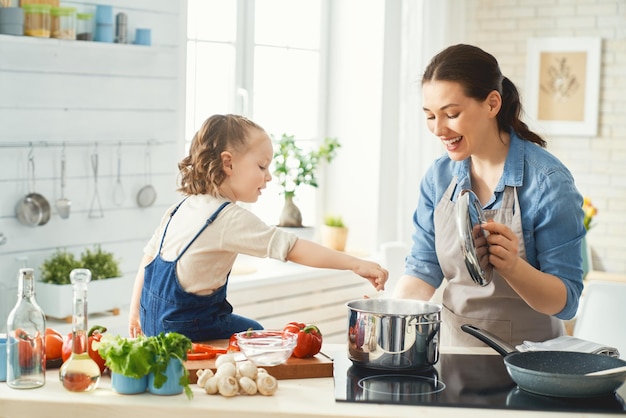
[128, 114, 388, 342]
[394, 44, 585, 347]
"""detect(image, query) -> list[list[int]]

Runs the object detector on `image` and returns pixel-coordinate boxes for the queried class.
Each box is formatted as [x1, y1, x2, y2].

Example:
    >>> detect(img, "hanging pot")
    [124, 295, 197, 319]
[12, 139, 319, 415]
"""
[15, 151, 51, 227]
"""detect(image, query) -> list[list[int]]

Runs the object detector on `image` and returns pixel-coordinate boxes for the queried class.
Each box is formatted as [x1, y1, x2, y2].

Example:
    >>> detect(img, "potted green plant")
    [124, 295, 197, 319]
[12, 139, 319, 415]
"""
[37, 246, 128, 320]
[146, 332, 193, 398]
[321, 215, 348, 251]
[272, 134, 340, 227]
[97, 332, 193, 399]
[97, 334, 154, 395]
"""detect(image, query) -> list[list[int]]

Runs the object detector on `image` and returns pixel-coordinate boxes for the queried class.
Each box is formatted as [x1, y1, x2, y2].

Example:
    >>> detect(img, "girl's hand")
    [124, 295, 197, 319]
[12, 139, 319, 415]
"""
[352, 261, 389, 291]
[481, 220, 519, 276]
[128, 315, 143, 338]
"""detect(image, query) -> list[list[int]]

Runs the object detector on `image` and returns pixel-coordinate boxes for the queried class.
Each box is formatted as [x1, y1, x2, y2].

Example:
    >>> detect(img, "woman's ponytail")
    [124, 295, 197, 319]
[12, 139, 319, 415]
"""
[499, 77, 546, 148]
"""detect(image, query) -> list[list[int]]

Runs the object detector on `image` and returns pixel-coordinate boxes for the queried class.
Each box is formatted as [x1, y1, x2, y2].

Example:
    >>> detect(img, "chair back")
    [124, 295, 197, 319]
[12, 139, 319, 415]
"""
[573, 280, 626, 359]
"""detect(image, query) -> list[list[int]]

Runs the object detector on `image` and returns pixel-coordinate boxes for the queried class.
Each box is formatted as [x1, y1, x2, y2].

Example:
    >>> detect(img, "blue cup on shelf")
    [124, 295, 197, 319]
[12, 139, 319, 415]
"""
[94, 4, 113, 42]
[134, 28, 151, 46]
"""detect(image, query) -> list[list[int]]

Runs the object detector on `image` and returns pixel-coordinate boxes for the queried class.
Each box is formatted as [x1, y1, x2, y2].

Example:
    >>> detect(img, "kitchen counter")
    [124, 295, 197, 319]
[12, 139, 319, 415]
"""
[0, 345, 620, 418]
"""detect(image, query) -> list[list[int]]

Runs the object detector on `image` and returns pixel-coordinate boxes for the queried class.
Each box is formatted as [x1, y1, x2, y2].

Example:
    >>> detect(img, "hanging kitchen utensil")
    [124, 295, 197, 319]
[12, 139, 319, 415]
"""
[461, 324, 626, 398]
[88, 145, 104, 218]
[55, 144, 71, 219]
[15, 147, 51, 227]
[136, 144, 156, 208]
[456, 189, 493, 286]
[113, 142, 125, 206]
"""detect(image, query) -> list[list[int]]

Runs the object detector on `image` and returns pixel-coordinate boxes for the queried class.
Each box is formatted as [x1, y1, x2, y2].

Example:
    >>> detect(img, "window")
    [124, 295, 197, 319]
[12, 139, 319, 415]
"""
[186, 0, 326, 226]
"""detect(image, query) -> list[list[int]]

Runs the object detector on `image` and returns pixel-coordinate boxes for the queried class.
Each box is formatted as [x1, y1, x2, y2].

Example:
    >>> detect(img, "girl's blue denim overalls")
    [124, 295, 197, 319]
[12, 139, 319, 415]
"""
[140, 199, 263, 341]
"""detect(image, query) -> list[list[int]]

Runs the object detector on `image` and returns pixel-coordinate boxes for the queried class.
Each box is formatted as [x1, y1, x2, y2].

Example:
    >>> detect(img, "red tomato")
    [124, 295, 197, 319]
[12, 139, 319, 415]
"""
[61, 325, 107, 373]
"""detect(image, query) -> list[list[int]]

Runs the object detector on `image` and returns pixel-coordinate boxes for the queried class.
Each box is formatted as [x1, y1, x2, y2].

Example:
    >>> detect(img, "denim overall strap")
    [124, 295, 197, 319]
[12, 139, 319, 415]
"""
[157, 197, 189, 255]
[173, 201, 230, 262]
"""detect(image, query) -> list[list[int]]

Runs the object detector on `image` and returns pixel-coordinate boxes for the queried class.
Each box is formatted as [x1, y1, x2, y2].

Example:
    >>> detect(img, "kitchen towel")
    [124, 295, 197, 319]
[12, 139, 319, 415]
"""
[516, 335, 620, 358]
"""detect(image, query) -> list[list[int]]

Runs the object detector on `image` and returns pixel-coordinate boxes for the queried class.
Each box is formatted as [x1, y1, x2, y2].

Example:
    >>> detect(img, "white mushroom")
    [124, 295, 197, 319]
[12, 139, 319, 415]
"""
[215, 353, 237, 369]
[196, 368, 214, 388]
[238, 376, 257, 395]
[204, 376, 219, 395]
[215, 361, 237, 378]
[256, 373, 278, 396]
[217, 375, 239, 397]
[237, 360, 258, 380]
[256, 367, 269, 376]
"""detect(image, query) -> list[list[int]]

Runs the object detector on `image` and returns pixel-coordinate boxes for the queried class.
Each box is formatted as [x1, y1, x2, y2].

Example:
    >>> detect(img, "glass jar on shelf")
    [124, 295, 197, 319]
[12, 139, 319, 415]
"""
[22, 3, 51, 38]
[51, 6, 76, 40]
[76, 12, 93, 41]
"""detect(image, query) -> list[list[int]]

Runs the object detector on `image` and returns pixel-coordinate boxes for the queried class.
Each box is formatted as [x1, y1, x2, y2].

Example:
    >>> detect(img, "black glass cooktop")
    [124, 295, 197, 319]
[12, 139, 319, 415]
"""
[333, 351, 626, 413]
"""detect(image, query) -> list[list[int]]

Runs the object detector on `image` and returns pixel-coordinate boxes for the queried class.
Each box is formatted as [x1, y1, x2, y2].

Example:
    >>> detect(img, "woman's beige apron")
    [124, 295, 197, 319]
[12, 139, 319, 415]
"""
[435, 178, 564, 347]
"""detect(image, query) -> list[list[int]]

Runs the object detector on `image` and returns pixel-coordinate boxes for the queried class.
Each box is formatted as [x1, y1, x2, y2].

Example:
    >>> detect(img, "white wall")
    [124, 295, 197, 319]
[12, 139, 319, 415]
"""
[462, 0, 626, 272]
[0, 0, 185, 330]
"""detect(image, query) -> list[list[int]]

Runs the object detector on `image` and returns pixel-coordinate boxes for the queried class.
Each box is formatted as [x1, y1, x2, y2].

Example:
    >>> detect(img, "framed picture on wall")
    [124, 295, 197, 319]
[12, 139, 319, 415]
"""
[525, 37, 601, 137]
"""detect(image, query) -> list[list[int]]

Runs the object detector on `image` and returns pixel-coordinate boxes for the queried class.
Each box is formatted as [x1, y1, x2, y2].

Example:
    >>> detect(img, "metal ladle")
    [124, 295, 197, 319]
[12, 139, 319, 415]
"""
[55, 145, 71, 219]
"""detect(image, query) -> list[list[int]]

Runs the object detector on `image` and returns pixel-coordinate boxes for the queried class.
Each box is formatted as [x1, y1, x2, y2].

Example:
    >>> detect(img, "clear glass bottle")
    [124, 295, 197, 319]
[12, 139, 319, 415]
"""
[6, 268, 46, 389]
[59, 269, 101, 392]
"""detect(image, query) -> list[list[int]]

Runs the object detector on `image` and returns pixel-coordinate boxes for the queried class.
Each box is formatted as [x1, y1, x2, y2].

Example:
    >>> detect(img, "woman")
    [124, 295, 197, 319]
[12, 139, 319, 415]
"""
[393, 44, 585, 347]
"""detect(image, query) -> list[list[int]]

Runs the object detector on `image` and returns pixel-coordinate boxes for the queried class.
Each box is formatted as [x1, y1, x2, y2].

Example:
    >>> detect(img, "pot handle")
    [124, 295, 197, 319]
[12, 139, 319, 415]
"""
[460, 324, 517, 357]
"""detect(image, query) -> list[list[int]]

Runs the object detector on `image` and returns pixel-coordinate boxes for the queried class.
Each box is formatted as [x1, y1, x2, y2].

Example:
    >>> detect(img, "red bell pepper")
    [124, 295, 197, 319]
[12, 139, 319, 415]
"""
[227, 333, 240, 352]
[283, 322, 323, 358]
[61, 325, 107, 373]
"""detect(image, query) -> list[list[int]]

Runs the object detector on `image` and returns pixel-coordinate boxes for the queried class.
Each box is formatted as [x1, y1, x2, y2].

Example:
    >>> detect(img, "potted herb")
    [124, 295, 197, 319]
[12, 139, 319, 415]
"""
[147, 332, 193, 399]
[97, 334, 153, 395]
[37, 246, 129, 320]
[272, 134, 340, 227]
[321, 215, 348, 251]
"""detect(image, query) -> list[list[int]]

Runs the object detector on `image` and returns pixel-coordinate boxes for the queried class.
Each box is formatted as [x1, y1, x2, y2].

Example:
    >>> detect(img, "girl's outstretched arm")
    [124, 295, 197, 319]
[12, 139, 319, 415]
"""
[286, 239, 388, 291]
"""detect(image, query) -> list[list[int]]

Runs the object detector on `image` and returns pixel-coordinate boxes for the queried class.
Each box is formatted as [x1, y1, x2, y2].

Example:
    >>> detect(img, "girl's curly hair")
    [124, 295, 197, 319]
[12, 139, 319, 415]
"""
[178, 114, 265, 196]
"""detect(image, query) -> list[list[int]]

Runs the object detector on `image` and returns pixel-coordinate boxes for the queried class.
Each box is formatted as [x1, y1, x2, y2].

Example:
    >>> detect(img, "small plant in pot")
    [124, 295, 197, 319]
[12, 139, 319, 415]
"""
[272, 134, 340, 227]
[146, 332, 193, 398]
[38, 246, 125, 320]
[322, 215, 348, 252]
[97, 334, 154, 395]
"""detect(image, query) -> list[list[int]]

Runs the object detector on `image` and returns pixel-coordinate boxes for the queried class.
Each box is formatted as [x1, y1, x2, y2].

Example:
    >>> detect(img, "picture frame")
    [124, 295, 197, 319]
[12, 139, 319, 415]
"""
[525, 37, 601, 137]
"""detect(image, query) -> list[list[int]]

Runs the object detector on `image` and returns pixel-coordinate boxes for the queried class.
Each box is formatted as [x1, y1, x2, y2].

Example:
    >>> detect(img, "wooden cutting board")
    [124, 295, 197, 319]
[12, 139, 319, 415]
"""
[184, 339, 334, 383]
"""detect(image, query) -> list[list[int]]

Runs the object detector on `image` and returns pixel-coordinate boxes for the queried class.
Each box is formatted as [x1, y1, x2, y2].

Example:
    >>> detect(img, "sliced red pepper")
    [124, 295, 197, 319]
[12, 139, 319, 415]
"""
[190, 343, 227, 355]
[186, 351, 216, 361]
[227, 334, 240, 352]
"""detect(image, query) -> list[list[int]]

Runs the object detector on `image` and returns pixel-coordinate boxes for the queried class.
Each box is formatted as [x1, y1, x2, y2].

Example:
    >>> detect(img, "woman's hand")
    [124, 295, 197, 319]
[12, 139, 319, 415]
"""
[352, 260, 389, 291]
[128, 314, 142, 338]
[481, 220, 519, 276]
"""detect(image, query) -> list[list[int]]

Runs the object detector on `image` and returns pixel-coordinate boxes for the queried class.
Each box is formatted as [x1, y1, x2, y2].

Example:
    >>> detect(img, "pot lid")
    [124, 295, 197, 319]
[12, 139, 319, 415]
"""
[456, 189, 493, 286]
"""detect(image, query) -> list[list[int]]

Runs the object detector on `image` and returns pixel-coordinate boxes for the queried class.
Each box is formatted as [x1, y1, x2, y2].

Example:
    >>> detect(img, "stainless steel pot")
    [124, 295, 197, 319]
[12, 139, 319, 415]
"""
[346, 298, 442, 371]
[15, 152, 51, 227]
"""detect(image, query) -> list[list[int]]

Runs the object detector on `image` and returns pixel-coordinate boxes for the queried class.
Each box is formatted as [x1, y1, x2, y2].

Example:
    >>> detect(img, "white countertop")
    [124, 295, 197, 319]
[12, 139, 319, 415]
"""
[0, 344, 615, 418]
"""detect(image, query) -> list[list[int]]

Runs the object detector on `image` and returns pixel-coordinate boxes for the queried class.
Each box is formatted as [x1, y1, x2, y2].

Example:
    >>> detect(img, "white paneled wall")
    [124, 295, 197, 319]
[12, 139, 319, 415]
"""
[463, 0, 626, 273]
[0, 0, 185, 331]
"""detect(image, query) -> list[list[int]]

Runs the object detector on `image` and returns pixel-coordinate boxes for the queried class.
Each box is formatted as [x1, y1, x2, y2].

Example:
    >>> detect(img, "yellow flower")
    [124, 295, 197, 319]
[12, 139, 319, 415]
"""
[582, 197, 597, 231]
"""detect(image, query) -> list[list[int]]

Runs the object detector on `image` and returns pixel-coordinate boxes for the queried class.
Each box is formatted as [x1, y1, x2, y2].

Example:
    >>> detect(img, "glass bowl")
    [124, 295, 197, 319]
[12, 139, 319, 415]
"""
[235, 330, 298, 366]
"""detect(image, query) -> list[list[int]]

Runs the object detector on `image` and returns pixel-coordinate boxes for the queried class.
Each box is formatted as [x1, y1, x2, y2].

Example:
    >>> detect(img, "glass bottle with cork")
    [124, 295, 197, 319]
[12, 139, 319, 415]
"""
[59, 268, 101, 392]
[6, 267, 46, 389]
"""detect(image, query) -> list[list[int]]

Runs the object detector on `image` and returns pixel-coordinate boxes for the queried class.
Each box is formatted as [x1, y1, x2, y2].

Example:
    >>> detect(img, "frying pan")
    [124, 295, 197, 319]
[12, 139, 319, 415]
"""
[461, 324, 626, 398]
[456, 189, 493, 286]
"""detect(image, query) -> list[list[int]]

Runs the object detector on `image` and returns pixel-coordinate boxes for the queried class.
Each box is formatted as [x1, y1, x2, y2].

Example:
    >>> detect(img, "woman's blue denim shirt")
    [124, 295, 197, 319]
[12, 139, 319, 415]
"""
[406, 130, 585, 320]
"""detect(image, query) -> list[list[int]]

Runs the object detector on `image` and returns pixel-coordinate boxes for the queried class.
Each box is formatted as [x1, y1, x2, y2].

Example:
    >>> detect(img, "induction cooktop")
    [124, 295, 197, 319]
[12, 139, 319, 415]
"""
[333, 351, 626, 413]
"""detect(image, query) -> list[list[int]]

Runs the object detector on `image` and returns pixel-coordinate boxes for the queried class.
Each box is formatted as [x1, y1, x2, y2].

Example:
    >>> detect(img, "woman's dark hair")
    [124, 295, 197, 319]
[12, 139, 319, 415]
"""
[177, 114, 265, 196]
[422, 44, 546, 147]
